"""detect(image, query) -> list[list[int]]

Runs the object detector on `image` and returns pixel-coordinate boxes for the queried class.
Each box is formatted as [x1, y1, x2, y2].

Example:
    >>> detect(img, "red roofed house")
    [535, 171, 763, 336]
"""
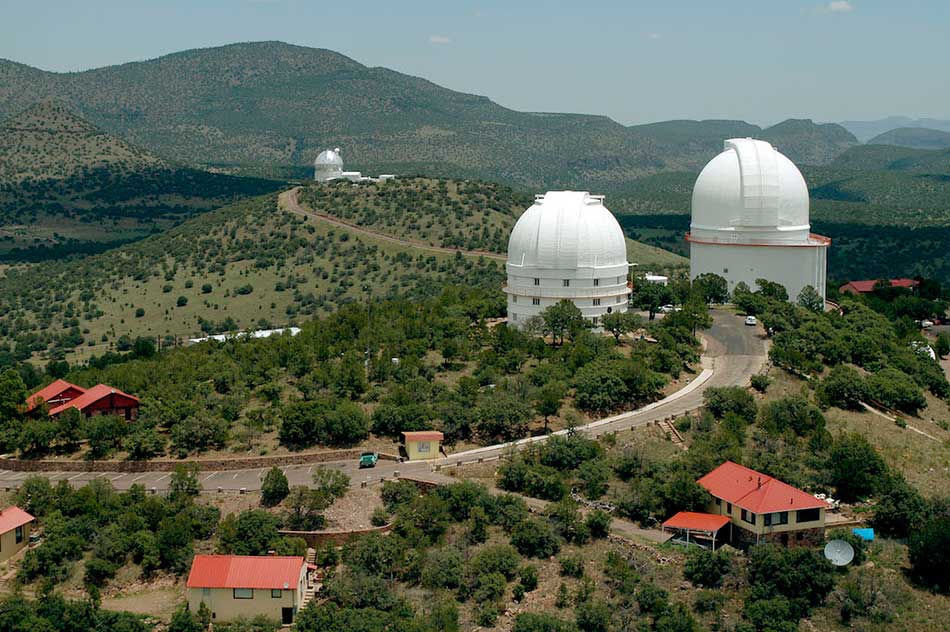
[0, 506, 35, 563]
[186, 554, 308, 624]
[26, 380, 139, 420]
[697, 461, 830, 546]
[839, 278, 919, 295]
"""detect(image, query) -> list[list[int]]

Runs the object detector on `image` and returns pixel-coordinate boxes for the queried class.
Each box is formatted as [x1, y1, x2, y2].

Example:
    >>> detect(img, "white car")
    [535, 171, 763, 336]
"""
[659, 304, 675, 313]
[744, 315, 758, 326]
[921, 319, 933, 329]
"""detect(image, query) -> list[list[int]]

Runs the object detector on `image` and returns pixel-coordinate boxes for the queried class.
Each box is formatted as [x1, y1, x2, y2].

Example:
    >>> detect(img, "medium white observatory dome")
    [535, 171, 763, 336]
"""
[507, 191, 628, 270]
[505, 191, 630, 328]
[314, 147, 344, 181]
[690, 138, 810, 244]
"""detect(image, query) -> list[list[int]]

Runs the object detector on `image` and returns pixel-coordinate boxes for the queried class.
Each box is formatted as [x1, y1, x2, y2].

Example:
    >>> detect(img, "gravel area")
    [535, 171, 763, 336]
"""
[323, 485, 384, 530]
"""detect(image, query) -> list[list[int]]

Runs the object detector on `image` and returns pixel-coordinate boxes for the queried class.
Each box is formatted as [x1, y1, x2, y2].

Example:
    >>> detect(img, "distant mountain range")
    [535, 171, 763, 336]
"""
[838, 116, 950, 143]
[0, 41, 858, 189]
[866, 127, 950, 150]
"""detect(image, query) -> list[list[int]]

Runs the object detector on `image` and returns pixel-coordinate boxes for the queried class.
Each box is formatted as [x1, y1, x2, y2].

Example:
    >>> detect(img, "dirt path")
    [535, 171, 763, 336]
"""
[860, 402, 941, 442]
[278, 186, 506, 261]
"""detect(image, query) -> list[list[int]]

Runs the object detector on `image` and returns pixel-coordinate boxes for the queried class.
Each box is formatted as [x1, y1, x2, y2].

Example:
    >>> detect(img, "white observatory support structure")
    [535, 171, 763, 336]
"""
[687, 138, 829, 304]
[505, 191, 631, 328]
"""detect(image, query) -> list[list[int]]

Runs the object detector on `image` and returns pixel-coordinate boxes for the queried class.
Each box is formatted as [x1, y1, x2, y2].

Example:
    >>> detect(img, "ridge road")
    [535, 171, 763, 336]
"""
[0, 311, 765, 493]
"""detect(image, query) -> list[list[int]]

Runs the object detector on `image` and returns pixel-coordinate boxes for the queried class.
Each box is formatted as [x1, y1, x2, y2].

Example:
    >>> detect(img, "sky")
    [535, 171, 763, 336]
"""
[1, 0, 948, 126]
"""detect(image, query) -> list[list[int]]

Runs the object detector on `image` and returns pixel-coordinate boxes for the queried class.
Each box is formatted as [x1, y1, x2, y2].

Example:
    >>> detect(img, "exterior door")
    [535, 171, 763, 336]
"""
[282, 608, 294, 625]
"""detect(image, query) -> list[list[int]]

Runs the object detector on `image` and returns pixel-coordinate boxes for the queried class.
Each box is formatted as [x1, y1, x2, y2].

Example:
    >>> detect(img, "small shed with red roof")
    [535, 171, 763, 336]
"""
[696, 461, 830, 546]
[27, 380, 139, 420]
[0, 505, 35, 563]
[402, 430, 444, 461]
[186, 554, 308, 624]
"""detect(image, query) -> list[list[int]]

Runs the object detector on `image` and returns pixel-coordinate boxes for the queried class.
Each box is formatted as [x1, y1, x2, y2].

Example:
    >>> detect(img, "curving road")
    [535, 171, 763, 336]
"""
[0, 311, 766, 494]
[279, 187, 506, 261]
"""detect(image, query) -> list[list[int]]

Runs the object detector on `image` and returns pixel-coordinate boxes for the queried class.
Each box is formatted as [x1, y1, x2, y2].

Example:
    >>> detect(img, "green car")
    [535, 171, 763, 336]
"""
[359, 451, 379, 468]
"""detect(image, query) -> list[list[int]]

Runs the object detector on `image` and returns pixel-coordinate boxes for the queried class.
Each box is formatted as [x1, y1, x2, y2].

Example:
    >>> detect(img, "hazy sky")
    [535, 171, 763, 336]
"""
[2, 0, 947, 125]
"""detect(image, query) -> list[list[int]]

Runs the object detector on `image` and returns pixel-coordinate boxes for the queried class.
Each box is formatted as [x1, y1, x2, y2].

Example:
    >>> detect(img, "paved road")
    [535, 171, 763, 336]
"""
[0, 311, 766, 494]
[279, 187, 506, 261]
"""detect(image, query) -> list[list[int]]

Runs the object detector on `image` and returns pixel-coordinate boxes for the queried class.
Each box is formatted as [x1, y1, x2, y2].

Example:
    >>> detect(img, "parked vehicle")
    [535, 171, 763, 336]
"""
[359, 451, 379, 468]
[744, 315, 758, 326]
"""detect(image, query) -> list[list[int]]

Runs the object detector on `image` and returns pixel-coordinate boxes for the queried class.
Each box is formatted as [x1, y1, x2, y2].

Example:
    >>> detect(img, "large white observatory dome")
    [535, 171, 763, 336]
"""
[314, 147, 344, 182]
[505, 191, 630, 328]
[690, 138, 810, 244]
[688, 138, 829, 306]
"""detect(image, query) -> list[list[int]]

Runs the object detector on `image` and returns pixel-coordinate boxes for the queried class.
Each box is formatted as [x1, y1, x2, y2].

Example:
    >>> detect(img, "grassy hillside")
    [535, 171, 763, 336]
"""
[295, 177, 687, 270]
[0, 42, 859, 189]
[868, 127, 950, 150]
[759, 118, 859, 166]
[0, 102, 282, 260]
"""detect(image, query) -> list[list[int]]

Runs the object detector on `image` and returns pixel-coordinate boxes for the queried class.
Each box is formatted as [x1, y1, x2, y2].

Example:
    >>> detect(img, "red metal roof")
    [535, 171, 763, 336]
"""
[662, 511, 730, 532]
[26, 379, 85, 411]
[402, 431, 444, 441]
[186, 555, 305, 590]
[697, 461, 828, 514]
[840, 278, 919, 294]
[0, 506, 35, 534]
[47, 383, 140, 416]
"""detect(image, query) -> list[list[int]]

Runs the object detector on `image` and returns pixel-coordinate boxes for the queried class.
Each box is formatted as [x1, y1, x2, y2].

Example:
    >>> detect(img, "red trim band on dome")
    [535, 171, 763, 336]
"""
[684, 233, 831, 247]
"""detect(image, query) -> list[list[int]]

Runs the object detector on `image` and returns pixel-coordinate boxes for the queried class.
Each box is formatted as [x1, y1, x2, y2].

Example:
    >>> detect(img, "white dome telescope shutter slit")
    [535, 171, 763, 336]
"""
[727, 139, 780, 227]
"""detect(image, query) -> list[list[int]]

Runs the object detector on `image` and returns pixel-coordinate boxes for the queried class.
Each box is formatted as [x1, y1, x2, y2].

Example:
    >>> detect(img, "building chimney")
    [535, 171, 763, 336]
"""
[757, 477, 762, 488]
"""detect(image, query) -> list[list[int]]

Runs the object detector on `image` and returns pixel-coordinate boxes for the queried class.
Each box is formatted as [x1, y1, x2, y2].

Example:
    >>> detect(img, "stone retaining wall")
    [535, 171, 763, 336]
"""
[279, 522, 394, 547]
[0, 450, 401, 473]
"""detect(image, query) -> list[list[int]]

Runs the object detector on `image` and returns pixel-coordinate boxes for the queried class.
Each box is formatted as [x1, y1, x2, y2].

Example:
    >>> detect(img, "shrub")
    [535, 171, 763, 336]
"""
[513, 613, 577, 632]
[511, 518, 560, 558]
[201, 283, 213, 294]
[585, 510, 611, 538]
[750, 374, 770, 393]
[693, 590, 726, 614]
[558, 555, 584, 578]
[519, 564, 539, 591]
[703, 386, 757, 422]
[908, 516, 950, 593]
[575, 599, 611, 632]
[370, 507, 389, 527]
[865, 367, 926, 414]
[261, 467, 289, 507]
[421, 547, 464, 589]
[683, 549, 731, 588]
[134, 307, 145, 318]
[816, 365, 868, 410]
[176, 296, 188, 307]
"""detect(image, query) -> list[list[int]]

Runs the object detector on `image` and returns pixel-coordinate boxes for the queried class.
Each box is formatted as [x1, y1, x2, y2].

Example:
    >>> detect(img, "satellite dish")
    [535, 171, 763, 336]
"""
[824, 539, 855, 566]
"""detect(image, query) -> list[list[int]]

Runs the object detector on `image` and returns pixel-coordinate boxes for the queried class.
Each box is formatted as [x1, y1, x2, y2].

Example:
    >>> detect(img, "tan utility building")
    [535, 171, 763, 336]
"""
[0, 506, 34, 563]
[402, 430, 444, 461]
[186, 554, 307, 625]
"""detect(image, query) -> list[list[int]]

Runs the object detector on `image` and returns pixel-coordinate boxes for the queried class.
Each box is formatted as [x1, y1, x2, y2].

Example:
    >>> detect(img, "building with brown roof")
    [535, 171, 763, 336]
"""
[26, 379, 139, 420]
[0, 506, 35, 563]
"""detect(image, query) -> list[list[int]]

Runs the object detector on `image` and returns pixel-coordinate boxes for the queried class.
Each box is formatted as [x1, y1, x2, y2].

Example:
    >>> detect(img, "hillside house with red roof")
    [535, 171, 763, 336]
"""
[0, 506, 35, 563]
[187, 554, 308, 624]
[839, 278, 919, 295]
[697, 461, 829, 546]
[27, 379, 139, 420]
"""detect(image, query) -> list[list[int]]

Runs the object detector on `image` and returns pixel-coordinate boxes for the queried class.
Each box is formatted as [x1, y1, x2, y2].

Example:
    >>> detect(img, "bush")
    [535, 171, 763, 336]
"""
[558, 555, 584, 578]
[370, 507, 389, 527]
[519, 564, 539, 591]
[176, 296, 188, 307]
[828, 433, 888, 501]
[908, 516, 950, 593]
[683, 549, 731, 588]
[750, 374, 770, 393]
[511, 518, 560, 558]
[575, 599, 611, 632]
[865, 367, 926, 414]
[421, 547, 464, 589]
[261, 467, 289, 507]
[84, 557, 118, 587]
[585, 510, 611, 538]
[703, 386, 757, 422]
[513, 613, 578, 632]
[816, 365, 868, 410]
[693, 590, 726, 614]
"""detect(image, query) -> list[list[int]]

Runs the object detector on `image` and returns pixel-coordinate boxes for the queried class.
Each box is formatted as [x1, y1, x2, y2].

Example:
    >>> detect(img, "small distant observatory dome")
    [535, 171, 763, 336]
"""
[314, 147, 344, 182]
[690, 138, 810, 244]
[505, 191, 630, 328]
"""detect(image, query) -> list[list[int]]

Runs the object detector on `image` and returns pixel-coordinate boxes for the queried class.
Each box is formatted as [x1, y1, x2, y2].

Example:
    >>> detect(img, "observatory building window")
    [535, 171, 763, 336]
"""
[796, 508, 820, 523]
[532, 298, 540, 306]
[563, 279, 570, 287]
[534, 278, 540, 286]
[593, 278, 600, 287]
[592, 317, 599, 325]
[511, 314, 517, 321]
[763, 512, 788, 527]
[233, 588, 253, 599]
[593, 298, 601, 306]
[616, 296, 623, 303]
[741, 509, 756, 525]
[512, 296, 517, 303]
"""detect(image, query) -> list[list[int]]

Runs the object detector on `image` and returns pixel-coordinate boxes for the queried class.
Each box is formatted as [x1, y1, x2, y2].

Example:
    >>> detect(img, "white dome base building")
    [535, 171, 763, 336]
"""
[687, 138, 829, 304]
[505, 191, 631, 329]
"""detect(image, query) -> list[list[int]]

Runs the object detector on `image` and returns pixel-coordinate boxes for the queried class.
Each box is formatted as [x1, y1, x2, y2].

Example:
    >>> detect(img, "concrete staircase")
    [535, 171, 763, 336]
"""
[658, 419, 687, 450]
[299, 548, 320, 612]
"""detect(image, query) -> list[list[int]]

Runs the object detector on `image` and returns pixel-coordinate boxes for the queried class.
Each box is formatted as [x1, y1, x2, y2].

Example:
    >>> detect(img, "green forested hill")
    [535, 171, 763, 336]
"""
[758, 118, 859, 167]
[0, 42, 859, 188]
[867, 127, 950, 150]
[0, 102, 282, 260]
